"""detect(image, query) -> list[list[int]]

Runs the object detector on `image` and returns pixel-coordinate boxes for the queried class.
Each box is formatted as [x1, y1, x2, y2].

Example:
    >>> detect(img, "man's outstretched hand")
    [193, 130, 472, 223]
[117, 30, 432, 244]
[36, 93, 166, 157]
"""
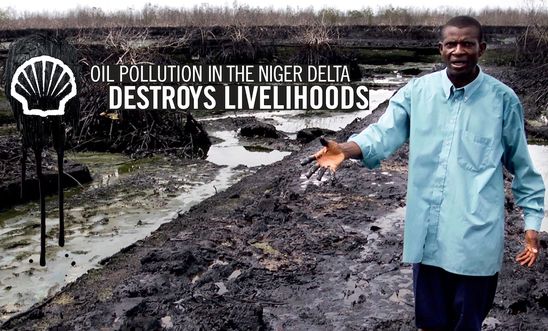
[516, 230, 540, 267]
[300, 137, 345, 180]
[300, 137, 362, 180]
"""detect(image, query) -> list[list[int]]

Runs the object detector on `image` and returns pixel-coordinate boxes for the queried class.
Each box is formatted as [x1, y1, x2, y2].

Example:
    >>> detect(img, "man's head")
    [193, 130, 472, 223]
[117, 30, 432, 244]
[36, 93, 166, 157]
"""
[439, 16, 486, 87]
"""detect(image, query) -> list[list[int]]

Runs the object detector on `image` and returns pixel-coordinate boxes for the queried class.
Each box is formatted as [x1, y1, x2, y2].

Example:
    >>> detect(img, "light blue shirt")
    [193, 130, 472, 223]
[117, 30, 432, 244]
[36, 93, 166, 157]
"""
[349, 68, 545, 276]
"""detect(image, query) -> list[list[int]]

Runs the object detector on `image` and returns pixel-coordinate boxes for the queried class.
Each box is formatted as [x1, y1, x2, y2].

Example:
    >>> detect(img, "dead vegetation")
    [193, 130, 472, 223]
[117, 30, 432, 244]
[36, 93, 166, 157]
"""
[73, 29, 210, 158]
[0, 5, 547, 29]
[291, 25, 361, 80]
[516, 3, 548, 65]
[293, 25, 338, 65]
[513, 4, 548, 125]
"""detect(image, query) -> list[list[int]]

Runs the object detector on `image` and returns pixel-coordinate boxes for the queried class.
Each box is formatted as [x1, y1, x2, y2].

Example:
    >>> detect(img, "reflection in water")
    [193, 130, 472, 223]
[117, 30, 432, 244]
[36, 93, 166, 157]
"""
[206, 131, 291, 167]
[528, 145, 548, 232]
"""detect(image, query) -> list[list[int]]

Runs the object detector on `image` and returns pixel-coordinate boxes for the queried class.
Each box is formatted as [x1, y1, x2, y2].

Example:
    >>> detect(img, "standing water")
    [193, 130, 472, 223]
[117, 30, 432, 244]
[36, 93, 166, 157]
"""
[0, 155, 252, 321]
[0, 83, 402, 321]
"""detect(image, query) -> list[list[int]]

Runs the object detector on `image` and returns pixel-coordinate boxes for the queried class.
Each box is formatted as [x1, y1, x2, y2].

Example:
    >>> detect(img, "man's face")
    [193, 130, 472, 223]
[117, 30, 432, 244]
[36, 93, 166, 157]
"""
[439, 26, 486, 83]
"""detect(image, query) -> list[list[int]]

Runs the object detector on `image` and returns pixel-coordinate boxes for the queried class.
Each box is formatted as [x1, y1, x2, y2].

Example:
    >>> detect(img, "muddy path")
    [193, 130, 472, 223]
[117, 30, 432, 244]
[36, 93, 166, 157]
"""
[2, 100, 546, 330]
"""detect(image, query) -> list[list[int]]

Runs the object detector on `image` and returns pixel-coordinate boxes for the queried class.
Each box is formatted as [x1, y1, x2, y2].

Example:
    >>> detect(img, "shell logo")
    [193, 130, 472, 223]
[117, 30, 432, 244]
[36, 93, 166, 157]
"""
[10, 55, 77, 117]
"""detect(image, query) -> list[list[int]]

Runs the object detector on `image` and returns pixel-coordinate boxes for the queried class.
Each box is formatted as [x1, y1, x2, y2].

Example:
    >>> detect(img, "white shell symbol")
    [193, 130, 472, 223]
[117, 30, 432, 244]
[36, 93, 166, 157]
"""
[10, 55, 77, 117]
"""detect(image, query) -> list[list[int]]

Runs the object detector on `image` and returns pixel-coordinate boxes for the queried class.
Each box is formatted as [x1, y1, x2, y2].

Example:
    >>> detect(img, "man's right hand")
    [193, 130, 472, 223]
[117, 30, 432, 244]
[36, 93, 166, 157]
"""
[300, 137, 362, 180]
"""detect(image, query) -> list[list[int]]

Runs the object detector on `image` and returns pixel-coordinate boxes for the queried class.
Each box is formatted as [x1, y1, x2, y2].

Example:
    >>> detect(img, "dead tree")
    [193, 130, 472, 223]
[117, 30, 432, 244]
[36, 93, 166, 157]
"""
[4, 34, 80, 266]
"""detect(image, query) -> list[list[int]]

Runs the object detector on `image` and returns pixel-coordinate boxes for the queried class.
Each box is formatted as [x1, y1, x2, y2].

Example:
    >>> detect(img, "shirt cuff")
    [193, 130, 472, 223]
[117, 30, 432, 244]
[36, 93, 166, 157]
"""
[348, 133, 381, 169]
[524, 214, 544, 232]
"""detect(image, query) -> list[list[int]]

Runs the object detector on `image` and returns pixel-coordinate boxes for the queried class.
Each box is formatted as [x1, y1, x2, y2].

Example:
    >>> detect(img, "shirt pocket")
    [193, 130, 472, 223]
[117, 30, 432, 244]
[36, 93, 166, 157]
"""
[457, 130, 497, 172]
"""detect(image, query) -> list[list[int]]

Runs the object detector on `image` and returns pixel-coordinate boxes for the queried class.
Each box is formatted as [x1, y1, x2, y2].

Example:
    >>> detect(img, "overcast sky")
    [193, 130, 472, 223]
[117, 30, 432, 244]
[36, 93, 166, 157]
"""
[2, 0, 542, 14]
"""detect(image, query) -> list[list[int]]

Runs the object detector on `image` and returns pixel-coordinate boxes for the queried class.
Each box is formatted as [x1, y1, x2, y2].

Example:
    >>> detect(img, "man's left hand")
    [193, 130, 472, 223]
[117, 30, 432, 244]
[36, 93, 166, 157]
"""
[516, 230, 540, 267]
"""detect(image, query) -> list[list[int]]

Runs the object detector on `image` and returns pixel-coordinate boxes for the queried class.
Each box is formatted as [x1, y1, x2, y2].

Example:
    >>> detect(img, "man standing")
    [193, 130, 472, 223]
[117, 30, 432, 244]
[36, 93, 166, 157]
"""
[302, 16, 545, 331]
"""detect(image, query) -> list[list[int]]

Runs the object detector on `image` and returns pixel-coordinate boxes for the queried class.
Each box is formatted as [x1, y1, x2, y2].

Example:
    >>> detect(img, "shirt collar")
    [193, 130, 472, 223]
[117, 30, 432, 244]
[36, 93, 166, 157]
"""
[442, 66, 484, 101]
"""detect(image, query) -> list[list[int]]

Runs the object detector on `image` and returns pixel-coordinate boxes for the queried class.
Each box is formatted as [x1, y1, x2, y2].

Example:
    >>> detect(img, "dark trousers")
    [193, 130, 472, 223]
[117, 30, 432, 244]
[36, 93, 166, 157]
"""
[412, 263, 498, 331]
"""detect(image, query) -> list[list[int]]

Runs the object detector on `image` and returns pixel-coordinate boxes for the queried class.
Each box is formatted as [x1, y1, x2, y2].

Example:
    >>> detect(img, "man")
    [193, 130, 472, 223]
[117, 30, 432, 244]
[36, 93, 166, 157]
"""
[302, 16, 545, 331]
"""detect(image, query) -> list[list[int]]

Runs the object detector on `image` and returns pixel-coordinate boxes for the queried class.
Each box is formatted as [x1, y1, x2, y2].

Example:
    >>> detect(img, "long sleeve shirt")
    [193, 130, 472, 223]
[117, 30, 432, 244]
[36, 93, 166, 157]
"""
[348, 68, 545, 276]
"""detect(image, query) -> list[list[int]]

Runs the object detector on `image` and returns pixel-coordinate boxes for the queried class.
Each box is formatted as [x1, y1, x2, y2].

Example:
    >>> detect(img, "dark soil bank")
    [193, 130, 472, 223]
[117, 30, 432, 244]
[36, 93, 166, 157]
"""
[2, 101, 547, 330]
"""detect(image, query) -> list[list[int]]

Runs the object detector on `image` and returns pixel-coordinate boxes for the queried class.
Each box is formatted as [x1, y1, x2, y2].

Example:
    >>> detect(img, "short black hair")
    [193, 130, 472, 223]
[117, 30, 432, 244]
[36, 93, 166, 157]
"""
[441, 16, 483, 42]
